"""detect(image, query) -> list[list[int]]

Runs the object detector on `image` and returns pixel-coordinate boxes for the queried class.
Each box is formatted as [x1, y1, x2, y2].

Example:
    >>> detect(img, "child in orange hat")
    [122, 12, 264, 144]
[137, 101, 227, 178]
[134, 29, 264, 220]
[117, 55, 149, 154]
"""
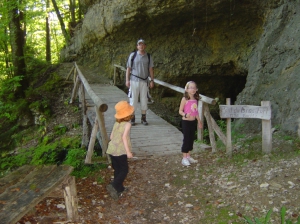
[106, 101, 134, 200]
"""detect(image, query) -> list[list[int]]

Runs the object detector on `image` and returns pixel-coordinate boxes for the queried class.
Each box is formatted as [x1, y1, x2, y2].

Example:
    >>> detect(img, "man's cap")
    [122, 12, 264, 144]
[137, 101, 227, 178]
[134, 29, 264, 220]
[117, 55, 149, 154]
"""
[137, 39, 146, 45]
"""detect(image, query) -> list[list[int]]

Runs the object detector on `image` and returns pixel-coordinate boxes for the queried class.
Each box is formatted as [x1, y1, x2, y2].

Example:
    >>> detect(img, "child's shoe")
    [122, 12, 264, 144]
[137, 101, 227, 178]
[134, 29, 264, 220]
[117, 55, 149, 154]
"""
[182, 158, 191, 166]
[106, 184, 119, 200]
[187, 157, 198, 163]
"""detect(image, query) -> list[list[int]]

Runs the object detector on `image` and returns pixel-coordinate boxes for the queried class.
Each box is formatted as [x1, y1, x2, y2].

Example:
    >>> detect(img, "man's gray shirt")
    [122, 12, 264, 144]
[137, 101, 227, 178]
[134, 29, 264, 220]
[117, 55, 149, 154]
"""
[127, 51, 154, 82]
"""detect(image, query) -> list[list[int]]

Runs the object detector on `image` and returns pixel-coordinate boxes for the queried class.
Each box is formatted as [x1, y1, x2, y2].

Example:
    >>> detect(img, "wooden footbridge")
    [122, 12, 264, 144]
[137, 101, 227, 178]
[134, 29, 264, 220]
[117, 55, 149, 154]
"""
[66, 63, 225, 162]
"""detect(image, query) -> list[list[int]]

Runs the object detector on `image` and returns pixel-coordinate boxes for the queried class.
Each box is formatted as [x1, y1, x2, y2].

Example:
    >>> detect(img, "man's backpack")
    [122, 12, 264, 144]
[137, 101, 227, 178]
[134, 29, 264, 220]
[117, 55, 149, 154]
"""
[130, 50, 151, 68]
[128, 50, 151, 81]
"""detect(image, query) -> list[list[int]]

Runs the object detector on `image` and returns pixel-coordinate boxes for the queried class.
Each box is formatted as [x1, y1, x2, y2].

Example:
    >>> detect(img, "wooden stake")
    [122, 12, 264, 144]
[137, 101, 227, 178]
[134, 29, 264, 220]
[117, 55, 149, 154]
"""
[73, 67, 77, 84]
[113, 66, 116, 86]
[85, 118, 98, 164]
[66, 65, 75, 81]
[95, 107, 109, 159]
[80, 83, 89, 148]
[63, 176, 78, 221]
[197, 100, 204, 141]
[204, 103, 216, 152]
[69, 76, 80, 104]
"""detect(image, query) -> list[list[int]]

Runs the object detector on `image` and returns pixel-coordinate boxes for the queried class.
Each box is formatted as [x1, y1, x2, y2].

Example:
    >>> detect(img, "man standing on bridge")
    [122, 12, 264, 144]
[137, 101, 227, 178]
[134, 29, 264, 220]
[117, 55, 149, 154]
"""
[126, 39, 154, 125]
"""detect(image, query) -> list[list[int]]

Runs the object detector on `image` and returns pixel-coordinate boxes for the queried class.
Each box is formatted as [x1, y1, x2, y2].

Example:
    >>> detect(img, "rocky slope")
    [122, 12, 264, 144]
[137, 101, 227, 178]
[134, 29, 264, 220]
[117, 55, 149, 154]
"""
[61, 0, 300, 136]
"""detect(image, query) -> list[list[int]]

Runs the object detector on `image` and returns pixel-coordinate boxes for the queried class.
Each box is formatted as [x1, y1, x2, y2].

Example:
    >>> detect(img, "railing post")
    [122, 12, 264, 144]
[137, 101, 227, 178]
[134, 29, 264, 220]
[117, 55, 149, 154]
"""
[63, 176, 78, 221]
[80, 82, 89, 147]
[66, 65, 75, 81]
[85, 118, 98, 164]
[197, 100, 204, 141]
[73, 67, 77, 84]
[113, 66, 116, 86]
[69, 76, 80, 104]
[95, 107, 110, 160]
[204, 103, 217, 152]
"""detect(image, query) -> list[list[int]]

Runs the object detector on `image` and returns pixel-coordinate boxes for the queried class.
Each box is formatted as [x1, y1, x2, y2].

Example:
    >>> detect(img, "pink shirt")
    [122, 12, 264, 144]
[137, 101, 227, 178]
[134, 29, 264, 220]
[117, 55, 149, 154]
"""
[184, 100, 198, 116]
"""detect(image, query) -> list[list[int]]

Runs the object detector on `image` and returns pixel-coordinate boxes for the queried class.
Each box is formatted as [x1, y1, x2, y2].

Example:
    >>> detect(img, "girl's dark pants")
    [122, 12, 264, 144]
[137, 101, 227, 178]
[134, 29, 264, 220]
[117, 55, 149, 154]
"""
[110, 154, 128, 193]
[181, 120, 197, 153]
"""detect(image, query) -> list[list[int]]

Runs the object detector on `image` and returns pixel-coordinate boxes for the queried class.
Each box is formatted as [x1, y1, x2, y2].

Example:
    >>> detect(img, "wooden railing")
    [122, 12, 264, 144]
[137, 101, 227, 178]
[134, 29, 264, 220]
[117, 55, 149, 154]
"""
[113, 64, 227, 153]
[66, 62, 271, 159]
[67, 62, 110, 163]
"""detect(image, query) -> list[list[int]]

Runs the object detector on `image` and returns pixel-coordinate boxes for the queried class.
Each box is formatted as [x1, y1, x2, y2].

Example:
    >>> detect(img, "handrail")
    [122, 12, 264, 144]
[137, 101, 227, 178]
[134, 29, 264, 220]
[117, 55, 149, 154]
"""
[153, 79, 216, 105]
[113, 64, 216, 105]
[74, 62, 108, 112]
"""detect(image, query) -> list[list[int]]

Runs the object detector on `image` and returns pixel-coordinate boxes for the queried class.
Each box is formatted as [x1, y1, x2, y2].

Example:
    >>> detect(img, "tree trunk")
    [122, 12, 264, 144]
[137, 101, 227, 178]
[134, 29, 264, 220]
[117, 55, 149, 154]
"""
[78, 0, 82, 20]
[2, 27, 12, 77]
[9, 6, 28, 98]
[46, 0, 51, 62]
[51, 0, 70, 43]
[69, 0, 76, 24]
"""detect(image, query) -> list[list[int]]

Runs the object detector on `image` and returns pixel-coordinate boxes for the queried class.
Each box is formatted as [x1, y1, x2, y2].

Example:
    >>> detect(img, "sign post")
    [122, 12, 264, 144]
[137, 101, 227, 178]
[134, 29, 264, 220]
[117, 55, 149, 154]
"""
[226, 98, 232, 156]
[261, 101, 272, 153]
[220, 99, 272, 154]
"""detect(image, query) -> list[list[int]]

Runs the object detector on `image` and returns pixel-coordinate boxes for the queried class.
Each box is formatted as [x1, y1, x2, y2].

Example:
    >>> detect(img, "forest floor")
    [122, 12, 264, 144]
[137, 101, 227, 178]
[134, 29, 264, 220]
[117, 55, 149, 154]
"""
[17, 63, 300, 224]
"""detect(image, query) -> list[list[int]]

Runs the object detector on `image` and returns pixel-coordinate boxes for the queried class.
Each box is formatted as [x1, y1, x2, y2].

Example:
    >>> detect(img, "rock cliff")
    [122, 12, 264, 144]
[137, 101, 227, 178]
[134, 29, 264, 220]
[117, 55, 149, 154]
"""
[61, 0, 300, 136]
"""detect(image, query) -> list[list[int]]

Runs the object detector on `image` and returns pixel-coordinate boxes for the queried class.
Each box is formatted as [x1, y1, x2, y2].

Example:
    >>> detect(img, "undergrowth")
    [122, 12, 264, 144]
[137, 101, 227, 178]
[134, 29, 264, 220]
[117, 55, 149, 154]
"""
[0, 135, 107, 178]
[0, 64, 107, 179]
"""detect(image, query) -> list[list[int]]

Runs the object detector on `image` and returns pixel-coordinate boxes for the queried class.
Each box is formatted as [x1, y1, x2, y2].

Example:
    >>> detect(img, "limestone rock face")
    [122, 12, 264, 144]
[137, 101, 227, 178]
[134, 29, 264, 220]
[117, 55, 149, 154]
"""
[61, 0, 300, 135]
[235, 2, 300, 134]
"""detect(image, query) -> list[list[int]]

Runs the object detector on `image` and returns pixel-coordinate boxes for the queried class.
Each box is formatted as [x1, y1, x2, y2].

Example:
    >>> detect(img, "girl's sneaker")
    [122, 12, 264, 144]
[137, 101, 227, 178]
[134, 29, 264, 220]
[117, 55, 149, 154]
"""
[182, 158, 191, 166]
[188, 157, 198, 163]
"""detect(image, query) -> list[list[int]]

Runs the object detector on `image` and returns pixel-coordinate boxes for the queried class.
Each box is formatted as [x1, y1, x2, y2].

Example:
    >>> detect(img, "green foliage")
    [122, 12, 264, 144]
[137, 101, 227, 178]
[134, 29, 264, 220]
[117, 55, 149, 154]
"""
[97, 176, 105, 184]
[0, 136, 81, 174]
[217, 119, 226, 132]
[244, 207, 300, 224]
[0, 76, 30, 151]
[63, 148, 107, 178]
[63, 148, 86, 169]
[244, 208, 272, 224]
[0, 133, 107, 179]
[54, 124, 68, 135]
[0, 76, 23, 102]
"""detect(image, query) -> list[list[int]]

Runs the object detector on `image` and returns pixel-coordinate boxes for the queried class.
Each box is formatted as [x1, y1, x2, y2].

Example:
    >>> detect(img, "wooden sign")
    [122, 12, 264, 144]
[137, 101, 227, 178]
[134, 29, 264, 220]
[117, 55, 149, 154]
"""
[219, 105, 271, 120]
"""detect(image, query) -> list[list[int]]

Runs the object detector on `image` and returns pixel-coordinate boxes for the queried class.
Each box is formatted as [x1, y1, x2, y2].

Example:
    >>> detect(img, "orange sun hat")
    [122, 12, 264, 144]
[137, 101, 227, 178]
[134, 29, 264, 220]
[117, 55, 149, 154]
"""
[114, 101, 134, 119]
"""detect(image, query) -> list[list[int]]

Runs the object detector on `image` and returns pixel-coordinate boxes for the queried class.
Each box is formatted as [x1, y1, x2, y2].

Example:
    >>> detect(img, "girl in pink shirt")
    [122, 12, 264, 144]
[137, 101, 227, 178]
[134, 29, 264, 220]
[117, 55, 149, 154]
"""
[178, 81, 203, 166]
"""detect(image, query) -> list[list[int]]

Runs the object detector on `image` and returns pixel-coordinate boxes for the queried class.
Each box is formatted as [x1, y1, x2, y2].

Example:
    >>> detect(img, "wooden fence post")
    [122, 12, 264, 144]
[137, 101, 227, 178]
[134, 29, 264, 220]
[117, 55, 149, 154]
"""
[261, 101, 272, 153]
[95, 107, 110, 159]
[226, 98, 232, 156]
[113, 66, 116, 86]
[204, 103, 217, 152]
[69, 76, 80, 104]
[85, 118, 98, 164]
[66, 65, 75, 81]
[73, 67, 77, 84]
[197, 100, 204, 141]
[64, 176, 78, 221]
[80, 82, 89, 148]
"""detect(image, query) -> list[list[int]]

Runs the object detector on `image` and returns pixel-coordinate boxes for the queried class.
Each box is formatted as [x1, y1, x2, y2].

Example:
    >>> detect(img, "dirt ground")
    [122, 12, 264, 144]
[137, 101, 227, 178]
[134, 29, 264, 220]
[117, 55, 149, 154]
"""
[17, 63, 300, 224]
